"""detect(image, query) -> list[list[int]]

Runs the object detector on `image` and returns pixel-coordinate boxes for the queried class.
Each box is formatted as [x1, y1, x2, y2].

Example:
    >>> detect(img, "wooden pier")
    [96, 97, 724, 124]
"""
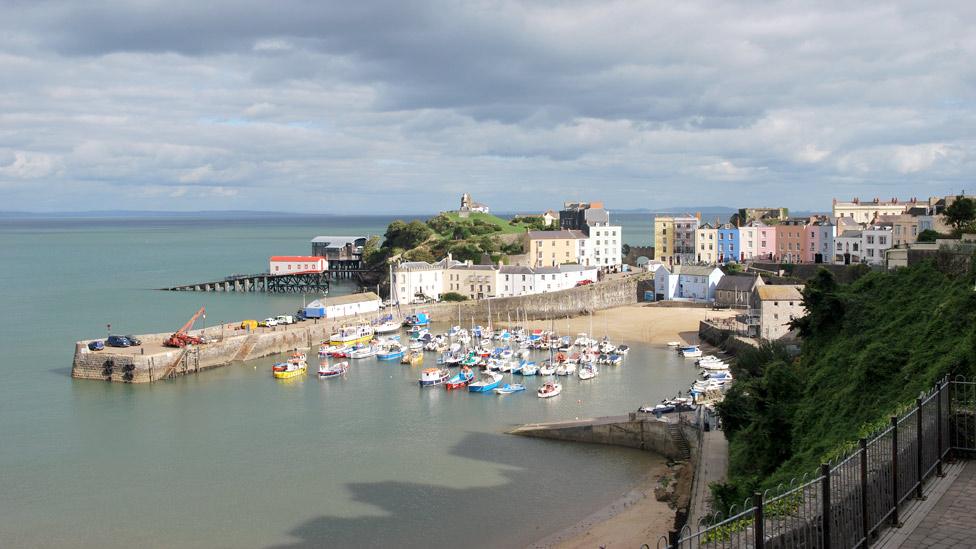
[159, 271, 360, 293]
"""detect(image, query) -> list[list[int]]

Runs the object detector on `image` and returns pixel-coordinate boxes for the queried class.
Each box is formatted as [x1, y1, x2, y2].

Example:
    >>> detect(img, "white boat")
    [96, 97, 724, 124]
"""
[667, 341, 681, 348]
[349, 345, 376, 359]
[539, 362, 556, 376]
[318, 361, 348, 378]
[520, 363, 538, 376]
[373, 319, 401, 334]
[419, 367, 450, 387]
[578, 364, 598, 380]
[615, 345, 630, 355]
[555, 363, 576, 376]
[330, 324, 375, 346]
[537, 381, 562, 398]
[679, 345, 702, 358]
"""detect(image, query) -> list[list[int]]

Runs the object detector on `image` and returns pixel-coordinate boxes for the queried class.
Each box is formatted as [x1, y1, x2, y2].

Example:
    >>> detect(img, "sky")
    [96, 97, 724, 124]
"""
[1, 1, 974, 214]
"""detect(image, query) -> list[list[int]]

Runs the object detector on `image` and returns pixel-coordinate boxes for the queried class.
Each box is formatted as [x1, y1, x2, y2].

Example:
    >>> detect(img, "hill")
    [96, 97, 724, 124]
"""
[714, 256, 976, 508]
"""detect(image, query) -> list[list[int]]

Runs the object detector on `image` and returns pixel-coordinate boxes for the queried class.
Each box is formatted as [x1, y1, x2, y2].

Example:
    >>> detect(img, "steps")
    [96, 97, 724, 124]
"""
[667, 423, 692, 460]
[233, 335, 259, 362]
[158, 348, 189, 380]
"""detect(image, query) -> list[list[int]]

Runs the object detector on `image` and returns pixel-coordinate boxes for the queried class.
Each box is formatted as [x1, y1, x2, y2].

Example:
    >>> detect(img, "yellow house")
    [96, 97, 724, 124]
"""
[525, 230, 585, 267]
[654, 214, 700, 264]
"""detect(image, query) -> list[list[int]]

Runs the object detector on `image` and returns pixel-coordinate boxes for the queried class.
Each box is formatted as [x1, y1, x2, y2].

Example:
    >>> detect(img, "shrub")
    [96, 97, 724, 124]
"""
[441, 292, 467, 302]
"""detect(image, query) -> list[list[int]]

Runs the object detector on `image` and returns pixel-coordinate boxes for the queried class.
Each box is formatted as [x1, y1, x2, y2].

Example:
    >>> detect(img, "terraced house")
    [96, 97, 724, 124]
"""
[653, 214, 700, 265]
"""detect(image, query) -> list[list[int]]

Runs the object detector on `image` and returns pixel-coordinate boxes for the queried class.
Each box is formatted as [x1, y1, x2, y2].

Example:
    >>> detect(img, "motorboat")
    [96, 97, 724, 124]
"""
[401, 350, 423, 365]
[578, 364, 598, 380]
[330, 324, 375, 346]
[349, 345, 376, 359]
[667, 341, 681, 348]
[419, 367, 450, 387]
[539, 361, 556, 376]
[494, 383, 526, 395]
[468, 372, 503, 393]
[404, 313, 430, 327]
[520, 363, 539, 376]
[604, 354, 622, 366]
[679, 345, 703, 358]
[615, 345, 630, 355]
[318, 361, 348, 378]
[376, 342, 405, 361]
[273, 360, 306, 379]
[445, 367, 475, 389]
[555, 363, 576, 376]
[537, 381, 562, 398]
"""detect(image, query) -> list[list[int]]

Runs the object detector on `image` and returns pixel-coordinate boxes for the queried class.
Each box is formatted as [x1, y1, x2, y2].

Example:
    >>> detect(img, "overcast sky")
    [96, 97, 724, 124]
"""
[1, 1, 974, 213]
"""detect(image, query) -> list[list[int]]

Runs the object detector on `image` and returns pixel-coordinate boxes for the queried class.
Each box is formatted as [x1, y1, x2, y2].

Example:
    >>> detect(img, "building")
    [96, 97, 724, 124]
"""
[269, 255, 327, 275]
[738, 207, 789, 224]
[392, 257, 460, 304]
[497, 264, 598, 297]
[885, 234, 976, 270]
[559, 201, 605, 230]
[696, 223, 719, 264]
[525, 230, 586, 267]
[834, 230, 863, 264]
[651, 264, 724, 301]
[753, 285, 805, 341]
[310, 236, 367, 270]
[448, 263, 500, 300]
[584, 220, 622, 271]
[861, 224, 893, 266]
[804, 218, 835, 264]
[832, 197, 911, 223]
[458, 193, 489, 217]
[716, 223, 739, 263]
[916, 214, 952, 235]
[738, 223, 757, 262]
[715, 274, 765, 309]
[749, 221, 777, 261]
[304, 292, 382, 320]
[775, 219, 807, 263]
[654, 214, 700, 265]
[541, 210, 558, 227]
[875, 214, 920, 247]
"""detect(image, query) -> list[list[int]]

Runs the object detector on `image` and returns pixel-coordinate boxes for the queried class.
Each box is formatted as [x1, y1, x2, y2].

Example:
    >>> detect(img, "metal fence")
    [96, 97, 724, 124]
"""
[656, 376, 976, 549]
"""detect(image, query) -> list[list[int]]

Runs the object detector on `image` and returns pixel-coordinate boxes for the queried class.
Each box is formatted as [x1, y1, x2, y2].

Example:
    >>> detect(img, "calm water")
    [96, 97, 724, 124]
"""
[0, 215, 695, 548]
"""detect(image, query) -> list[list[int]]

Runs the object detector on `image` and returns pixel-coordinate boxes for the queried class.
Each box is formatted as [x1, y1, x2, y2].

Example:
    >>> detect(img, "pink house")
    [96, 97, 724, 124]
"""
[749, 221, 776, 260]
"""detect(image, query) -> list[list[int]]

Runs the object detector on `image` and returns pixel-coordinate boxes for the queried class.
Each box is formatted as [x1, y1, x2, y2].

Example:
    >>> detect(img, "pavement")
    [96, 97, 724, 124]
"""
[687, 412, 729, 529]
[880, 461, 976, 549]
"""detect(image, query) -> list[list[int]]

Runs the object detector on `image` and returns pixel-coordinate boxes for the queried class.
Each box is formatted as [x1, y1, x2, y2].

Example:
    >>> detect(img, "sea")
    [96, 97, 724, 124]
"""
[0, 213, 696, 548]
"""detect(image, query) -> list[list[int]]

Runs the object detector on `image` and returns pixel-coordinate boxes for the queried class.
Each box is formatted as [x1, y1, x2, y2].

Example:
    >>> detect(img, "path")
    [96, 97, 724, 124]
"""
[880, 461, 976, 548]
[687, 413, 728, 529]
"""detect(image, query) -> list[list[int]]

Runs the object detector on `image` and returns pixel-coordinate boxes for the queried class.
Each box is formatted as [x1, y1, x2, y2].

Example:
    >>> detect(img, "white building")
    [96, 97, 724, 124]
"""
[269, 255, 327, 275]
[584, 224, 622, 270]
[652, 264, 724, 302]
[306, 292, 382, 320]
[861, 224, 893, 266]
[753, 285, 804, 341]
[392, 257, 460, 304]
[502, 264, 598, 296]
[834, 230, 863, 264]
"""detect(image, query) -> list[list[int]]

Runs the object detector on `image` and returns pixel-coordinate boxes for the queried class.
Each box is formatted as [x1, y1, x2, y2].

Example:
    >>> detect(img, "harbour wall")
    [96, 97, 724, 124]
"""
[400, 272, 653, 324]
[509, 412, 700, 463]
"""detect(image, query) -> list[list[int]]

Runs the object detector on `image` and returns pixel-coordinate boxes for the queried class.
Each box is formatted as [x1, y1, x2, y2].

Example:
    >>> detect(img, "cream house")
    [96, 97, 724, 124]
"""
[753, 285, 805, 341]
[525, 230, 586, 267]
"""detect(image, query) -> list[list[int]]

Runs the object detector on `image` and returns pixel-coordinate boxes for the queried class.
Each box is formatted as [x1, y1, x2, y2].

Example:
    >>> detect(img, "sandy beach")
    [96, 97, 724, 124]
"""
[518, 304, 735, 548]
[503, 303, 737, 347]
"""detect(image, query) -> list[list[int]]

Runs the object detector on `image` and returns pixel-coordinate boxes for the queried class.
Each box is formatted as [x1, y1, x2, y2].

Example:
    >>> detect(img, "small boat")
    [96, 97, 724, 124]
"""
[318, 361, 348, 378]
[330, 324, 375, 346]
[555, 363, 576, 376]
[494, 383, 526, 395]
[539, 361, 556, 376]
[605, 354, 622, 366]
[376, 343, 406, 361]
[520, 363, 538, 376]
[445, 367, 475, 389]
[679, 345, 703, 358]
[419, 367, 450, 387]
[667, 341, 681, 348]
[468, 372, 503, 393]
[373, 315, 401, 334]
[615, 345, 630, 355]
[273, 361, 307, 379]
[537, 381, 562, 398]
[349, 345, 376, 359]
[578, 364, 598, 380]
[401, 350, 423, 365]
[404, 313, 430, 327]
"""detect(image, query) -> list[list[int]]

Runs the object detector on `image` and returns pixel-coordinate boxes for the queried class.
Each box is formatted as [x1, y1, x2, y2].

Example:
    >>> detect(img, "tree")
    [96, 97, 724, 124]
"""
[383, 219, 432, 250]
[441, 292, 467, 302]
[789, 268, 845, 338]
[945, 196, 976, 233]
[621, 243, 631, 257]
[917, 229, 950, 243]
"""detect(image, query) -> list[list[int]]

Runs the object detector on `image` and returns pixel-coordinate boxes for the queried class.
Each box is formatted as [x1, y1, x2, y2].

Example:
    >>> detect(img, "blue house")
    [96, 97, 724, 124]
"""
[716, 223, 740, 263]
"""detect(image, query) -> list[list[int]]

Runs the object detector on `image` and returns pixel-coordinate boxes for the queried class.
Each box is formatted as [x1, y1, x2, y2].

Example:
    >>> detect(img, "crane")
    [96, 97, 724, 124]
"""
[163, 307, 207, 348]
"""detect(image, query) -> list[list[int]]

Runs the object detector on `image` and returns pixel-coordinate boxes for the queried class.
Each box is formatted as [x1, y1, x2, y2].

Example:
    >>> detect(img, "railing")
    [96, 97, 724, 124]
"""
[657, 376, 973, 549]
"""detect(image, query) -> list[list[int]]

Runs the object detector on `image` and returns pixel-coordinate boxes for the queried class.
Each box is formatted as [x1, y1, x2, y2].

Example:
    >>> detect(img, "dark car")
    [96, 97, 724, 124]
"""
[106, 335, 131, 348]
[124, 335, 142, 346]
[88, 340, 105, 351]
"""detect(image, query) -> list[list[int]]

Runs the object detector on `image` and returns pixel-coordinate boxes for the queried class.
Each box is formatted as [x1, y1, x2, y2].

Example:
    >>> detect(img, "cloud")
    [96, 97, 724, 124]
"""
[0, 1, 974, 212]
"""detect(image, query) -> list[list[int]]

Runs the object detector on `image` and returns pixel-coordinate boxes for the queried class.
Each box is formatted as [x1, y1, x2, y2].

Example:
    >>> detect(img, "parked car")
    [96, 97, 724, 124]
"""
[124, 335, 142, 346]
[88, 340, 105, 351]
[106, 335, 131, 347]
[575, 279, 594, 286]
[275, 315, 294, 325]
[294, 310, 307, 322]
[259, 318, 278, 327]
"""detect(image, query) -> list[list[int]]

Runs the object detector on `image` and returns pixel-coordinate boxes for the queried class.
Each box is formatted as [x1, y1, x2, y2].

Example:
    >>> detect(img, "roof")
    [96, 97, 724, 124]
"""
[526, 229, 587, 240]
[310, 236, 366, 246]
[655, 264, 722, 276]
[715, 275, 761, 293]
[323, 292, 382, 306]
[583, 208, 610, 224]
[270, 256, 324, 262]
[838, 230, 863, 238]
[756, 285, 803, 301]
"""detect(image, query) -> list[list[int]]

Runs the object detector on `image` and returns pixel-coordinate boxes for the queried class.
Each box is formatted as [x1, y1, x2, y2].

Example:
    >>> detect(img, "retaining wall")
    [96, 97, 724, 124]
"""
[510, 413, 692, 461]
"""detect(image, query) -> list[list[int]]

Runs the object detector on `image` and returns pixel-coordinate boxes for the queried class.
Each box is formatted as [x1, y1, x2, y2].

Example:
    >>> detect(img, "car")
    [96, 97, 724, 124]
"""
[124, 335, 142, 346]
[575, 279, 594, 286]
[106, 335, 131, 347]
[275, 315, 294, 325]
[88, 340, 105, 351]
[259, 318, 278, 327]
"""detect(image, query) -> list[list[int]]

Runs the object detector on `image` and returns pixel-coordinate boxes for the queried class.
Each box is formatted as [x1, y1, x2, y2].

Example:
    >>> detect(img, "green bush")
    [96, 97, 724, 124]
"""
[441, 292, 467, 302]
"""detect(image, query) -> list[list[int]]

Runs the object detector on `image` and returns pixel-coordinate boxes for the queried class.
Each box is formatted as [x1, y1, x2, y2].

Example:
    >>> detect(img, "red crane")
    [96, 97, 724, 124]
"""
[163, 307, 207, 348]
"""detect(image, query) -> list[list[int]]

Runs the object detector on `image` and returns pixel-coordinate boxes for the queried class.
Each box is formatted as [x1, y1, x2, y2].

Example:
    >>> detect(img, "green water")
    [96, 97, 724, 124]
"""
[0, 215, 695, 548]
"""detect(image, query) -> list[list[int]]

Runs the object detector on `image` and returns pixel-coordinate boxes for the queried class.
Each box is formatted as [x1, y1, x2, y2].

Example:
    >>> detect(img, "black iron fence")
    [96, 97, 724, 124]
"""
[657, 376, 976, 549]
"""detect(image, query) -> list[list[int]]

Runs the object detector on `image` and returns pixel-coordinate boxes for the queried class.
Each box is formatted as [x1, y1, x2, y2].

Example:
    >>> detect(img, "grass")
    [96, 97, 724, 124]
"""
[441, 211, 534, 235]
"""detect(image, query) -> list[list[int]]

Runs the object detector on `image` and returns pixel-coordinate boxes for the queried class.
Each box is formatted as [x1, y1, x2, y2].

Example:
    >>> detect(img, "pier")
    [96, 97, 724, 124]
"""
[159, 270, 368, 293]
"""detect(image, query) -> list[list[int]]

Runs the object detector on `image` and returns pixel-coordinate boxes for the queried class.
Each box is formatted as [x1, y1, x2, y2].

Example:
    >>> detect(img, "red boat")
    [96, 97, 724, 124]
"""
[445, 367, 475, 390]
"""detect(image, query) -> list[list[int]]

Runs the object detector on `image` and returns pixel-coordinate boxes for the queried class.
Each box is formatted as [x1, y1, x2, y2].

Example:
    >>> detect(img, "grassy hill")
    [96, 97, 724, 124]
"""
[715, 256, 976, 507]
[439, 211, 538, 235]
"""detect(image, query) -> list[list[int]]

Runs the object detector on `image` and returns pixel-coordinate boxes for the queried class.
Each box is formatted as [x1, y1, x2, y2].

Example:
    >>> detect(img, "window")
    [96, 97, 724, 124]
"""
[879, 236, 887, 245]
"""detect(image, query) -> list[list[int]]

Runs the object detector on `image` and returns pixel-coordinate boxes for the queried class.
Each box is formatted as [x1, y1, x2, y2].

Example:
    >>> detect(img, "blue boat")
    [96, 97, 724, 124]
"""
[445, 368, 475, 389]
[376, 343, 405, 361]
[468, 372, 503, 393]
[493, 383, 526, 395]
[404, 313, 430, 327]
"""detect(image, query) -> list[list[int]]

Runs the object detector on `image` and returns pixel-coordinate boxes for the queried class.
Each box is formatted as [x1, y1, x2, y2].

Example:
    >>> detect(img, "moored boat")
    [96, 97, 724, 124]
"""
[578, 363, 598, 380]
[494, 383, 526, 395]
[273, 360, 307, 379]
[468, 372, 503, 393]
[330, 324, 375, 346]
[419, 367, 450, 387]
[445, 367, 475, 389]
[537, 381, 562, 398]
[318, 361, 348, 378]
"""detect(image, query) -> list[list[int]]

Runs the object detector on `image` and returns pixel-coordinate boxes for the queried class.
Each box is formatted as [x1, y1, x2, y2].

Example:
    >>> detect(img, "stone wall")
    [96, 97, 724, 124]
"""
[510, 413, 690, 461]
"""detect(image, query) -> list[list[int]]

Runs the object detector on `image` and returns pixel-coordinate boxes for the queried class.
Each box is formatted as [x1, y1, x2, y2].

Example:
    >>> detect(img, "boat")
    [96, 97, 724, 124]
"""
[494, 383, 526, 395]
[445, 367, 475, 389]
[578, 363, 598, 380]
[468, 372, 503, 393]
[404, 313, 430, 327]
[539, 361, 556, 376]
[520, 363, 538, 376]
[349, 345, 376, 359]
[419, 367, 450, 387]
[372, 314, 401, 334]
[330, 324, 375, 346]
[318, 361, 348, 378]
[605, 354, 622, 366]
[401, 350, 423, 365]
[376, 343, 406, 361]
[555, 363, 576, 376]
[679, 345, 703, 358]
[615, 345, 630, 355]
[537, 381, 562, 398]
[273, 360, 307, 379]
[667, 341, 681, 348]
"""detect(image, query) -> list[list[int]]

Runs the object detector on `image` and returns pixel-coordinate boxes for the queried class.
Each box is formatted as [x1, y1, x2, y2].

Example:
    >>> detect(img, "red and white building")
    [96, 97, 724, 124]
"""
[269, 256, 327, 275]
